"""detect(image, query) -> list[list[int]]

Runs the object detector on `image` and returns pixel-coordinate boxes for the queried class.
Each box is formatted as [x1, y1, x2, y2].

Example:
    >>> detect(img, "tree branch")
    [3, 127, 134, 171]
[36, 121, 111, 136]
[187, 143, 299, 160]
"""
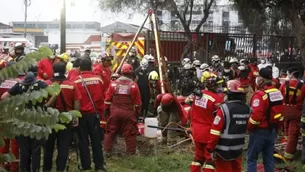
[187, 0, 194, 27]
[183, 0, 190, 22]
[195, 0, 214, 32]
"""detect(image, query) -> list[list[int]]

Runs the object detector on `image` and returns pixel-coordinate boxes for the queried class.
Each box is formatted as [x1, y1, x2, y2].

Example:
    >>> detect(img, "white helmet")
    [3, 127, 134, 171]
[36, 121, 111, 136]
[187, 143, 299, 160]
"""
[85, 46, 91, 51]
[211, 55, 220, 62]
[200, 63, 209, 71]
[240, 59, 247, 65]
[182, 58, 191, 66]
[140, 58, 149, 68]
[229, 57, 238, 64]
[238, 66, 246, 71]
[183, 63, 192, 70]
[192, 60, 201, 67]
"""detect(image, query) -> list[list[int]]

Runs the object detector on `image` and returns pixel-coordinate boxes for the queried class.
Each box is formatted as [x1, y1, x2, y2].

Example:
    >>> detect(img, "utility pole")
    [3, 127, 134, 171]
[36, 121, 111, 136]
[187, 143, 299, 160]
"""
[60, 0, 66, 54]
[24, 0, 31, 38]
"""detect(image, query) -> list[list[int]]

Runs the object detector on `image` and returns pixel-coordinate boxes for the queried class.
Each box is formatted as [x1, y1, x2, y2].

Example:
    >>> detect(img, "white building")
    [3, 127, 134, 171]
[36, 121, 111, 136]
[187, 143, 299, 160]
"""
[10, 21, 101, 47]
[157, 1, 246, 33]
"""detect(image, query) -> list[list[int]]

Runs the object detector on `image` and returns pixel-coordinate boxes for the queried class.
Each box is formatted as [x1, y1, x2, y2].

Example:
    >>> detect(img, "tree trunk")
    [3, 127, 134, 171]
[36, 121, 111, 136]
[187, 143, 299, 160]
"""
[288, 9, 305, 67]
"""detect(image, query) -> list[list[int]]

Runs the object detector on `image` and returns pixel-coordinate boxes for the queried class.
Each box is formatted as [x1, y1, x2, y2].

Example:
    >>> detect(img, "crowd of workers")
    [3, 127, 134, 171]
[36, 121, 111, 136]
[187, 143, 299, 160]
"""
[0, 43, 305, 172]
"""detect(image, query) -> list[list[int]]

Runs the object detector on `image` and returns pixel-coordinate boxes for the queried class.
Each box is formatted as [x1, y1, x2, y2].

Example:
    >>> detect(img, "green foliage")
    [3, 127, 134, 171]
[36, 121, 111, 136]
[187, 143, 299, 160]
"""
[0, 47, 82, 168]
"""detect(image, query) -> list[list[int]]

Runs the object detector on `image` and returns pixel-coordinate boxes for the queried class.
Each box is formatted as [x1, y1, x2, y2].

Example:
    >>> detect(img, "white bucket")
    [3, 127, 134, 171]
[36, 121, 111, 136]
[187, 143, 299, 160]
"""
[144, 117, 158, 138]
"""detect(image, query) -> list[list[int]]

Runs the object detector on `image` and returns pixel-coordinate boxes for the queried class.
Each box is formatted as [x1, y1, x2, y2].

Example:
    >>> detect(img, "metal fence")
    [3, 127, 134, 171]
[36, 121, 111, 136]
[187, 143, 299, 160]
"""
[145, 30, 296, 64]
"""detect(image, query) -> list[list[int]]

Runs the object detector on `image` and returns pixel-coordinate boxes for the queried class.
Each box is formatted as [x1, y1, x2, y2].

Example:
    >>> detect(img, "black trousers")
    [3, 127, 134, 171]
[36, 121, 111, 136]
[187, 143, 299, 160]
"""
[43, 127, 72, 171]
[77, 114, 105, 170]
[17, 136, 44, 172]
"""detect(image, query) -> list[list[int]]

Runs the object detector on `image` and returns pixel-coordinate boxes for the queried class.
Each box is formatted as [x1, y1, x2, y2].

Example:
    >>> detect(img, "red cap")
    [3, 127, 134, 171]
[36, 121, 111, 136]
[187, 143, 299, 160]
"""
[121, 63, 133, 74]
[161, 93, 174, 106]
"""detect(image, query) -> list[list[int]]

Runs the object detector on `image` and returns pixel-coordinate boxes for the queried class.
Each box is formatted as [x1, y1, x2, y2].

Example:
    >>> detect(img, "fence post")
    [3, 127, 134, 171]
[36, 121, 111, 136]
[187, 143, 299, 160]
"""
[253, 34, 257, 58]
[205, 33, 209, 63]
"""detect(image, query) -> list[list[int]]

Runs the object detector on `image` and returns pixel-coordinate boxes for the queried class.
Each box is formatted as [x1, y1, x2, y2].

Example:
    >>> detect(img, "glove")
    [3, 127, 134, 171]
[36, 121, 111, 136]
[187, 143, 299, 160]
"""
[104, 108, 110, 120]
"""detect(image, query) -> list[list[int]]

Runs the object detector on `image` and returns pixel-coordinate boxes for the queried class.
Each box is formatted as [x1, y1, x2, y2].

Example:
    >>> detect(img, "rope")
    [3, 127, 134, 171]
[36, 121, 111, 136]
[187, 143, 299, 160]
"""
[160, 121, 195, 153]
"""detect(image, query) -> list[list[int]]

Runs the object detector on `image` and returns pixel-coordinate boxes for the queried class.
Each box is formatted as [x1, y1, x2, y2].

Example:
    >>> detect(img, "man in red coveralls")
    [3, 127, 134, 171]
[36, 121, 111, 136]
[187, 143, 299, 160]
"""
[248, 58, 259, 90]
[189, 71, 222, 172]
[207, 80, 251, 172]
[247, 67, 284, 172]
[93, 52, 113, 94]
[279, 67, 305, 160]
[0, 62, 20, 172]
[73, 58, 106, 171]
[104, 63, 141, 157]
[38, 56, 56, 80]
[67, 58, 81, 81]
[154, 93, 187, 145]
[43, 62, 81, 171]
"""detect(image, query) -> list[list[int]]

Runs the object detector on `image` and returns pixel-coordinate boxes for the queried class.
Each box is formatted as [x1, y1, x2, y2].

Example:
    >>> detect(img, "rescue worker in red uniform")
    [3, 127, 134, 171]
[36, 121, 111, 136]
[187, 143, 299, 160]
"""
[207, 80, 251, 172]
[38, 56, 56, 80]
[279, 67, 305, 160]
[248, 58, 259, 90]
[154, 93, 187, 145]
[73, 58, 106, 171]
[43, 62, 81, 171]
[189, 71, 223, 172]
[279, 69, 288, 85]
[67, 58, 81, 81]
[104, 63, 141, 156]
[247, 67, 284, 172]
[0, 62, 20, 172]
[93, 52, 113, 94]
[177, 96, 191, 123]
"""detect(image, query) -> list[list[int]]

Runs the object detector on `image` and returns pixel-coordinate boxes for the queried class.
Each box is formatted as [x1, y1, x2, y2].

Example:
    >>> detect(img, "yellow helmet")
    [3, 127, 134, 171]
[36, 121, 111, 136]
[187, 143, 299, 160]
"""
[201, 71, 214, 83]
[148, 71, 159, 81]
[60, 53, 70, 62]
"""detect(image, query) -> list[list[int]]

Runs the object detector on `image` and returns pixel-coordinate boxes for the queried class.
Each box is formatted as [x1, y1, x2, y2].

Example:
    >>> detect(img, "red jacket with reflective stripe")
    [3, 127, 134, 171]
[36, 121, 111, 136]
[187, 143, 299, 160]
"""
[38, 58, 54, 80]
[190, 90, 222, 143]
[73, 71, 105, 115]
[248, 85, 283, 131]
[46, 79, 80, 112]
[93, 64, 112, 94]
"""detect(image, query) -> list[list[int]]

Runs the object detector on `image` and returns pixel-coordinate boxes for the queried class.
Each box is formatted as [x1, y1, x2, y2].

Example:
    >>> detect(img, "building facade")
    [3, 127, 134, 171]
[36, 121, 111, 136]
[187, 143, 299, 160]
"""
[10, 21, 101, 47]
[157, 3, 247, 33]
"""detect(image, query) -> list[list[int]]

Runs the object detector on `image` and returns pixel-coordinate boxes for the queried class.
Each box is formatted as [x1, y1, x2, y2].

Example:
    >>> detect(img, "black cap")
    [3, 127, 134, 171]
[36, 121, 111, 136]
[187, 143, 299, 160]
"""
[259, 67, 273, 79]
[53, 62, 66, 74]
[223, 61, 231, 68]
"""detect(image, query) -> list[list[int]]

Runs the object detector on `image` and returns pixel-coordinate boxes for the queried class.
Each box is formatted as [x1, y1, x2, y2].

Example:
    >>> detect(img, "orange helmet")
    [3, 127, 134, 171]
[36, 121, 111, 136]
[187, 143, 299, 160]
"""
[161, 93, 174, 106]
[177, 96, 185, 103]
[121, 63, 133, 74]
[0, 60, 7, 69]
[227, 80, 244, 93]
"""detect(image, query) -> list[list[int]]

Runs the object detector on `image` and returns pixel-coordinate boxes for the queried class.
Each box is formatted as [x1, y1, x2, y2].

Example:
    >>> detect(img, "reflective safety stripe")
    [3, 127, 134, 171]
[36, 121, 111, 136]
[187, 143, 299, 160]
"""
[60, 84, 74, 89]
[203, 94, 215, 102]
[279, 116, 284, 121]
[284, 152, 294, 159]
[184, 106, 191, 111]
[216, 144, 244, 151]
[249, 117, 260, 125]
[274, 113, 281, 119]
[203, 164, 215, 170]
[301, 129, 305, 136]
[210, 129, 221, 136]
[105, 101, 111, 105]
[265, 88, 278, 93]
[100, 121, 107, 124]
[262, 94, 268, 100]
[74, 77, 104, 84]
[301, 117, 305, 123]
[191, 161, 202, 166]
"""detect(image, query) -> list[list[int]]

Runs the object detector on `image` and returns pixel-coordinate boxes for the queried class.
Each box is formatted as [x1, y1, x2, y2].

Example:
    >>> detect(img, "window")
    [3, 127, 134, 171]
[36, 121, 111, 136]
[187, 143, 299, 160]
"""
[72, 24, 83, 29]
[222, 21, 229, 27]
[49, 24, 59, 29]
[85, 24, 96, 29]
[192, 11, 201, 15]
[66, 24, 71, 29]
[13, 23, 24, 28]
[26, 24, 36, 28]
[222, 11, 229, 19]
[208, 21, 213, 26]
[37, 24, 48, 29]
[193, 20, 200, 25]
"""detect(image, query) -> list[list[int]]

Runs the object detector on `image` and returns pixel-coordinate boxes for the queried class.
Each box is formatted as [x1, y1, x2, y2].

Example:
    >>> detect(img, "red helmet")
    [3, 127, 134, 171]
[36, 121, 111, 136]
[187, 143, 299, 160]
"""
[121, 63, 133, 74]
[177, 96, 185, 103]
[161, 93, 174, 106]
[227, 80, 244, 93]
